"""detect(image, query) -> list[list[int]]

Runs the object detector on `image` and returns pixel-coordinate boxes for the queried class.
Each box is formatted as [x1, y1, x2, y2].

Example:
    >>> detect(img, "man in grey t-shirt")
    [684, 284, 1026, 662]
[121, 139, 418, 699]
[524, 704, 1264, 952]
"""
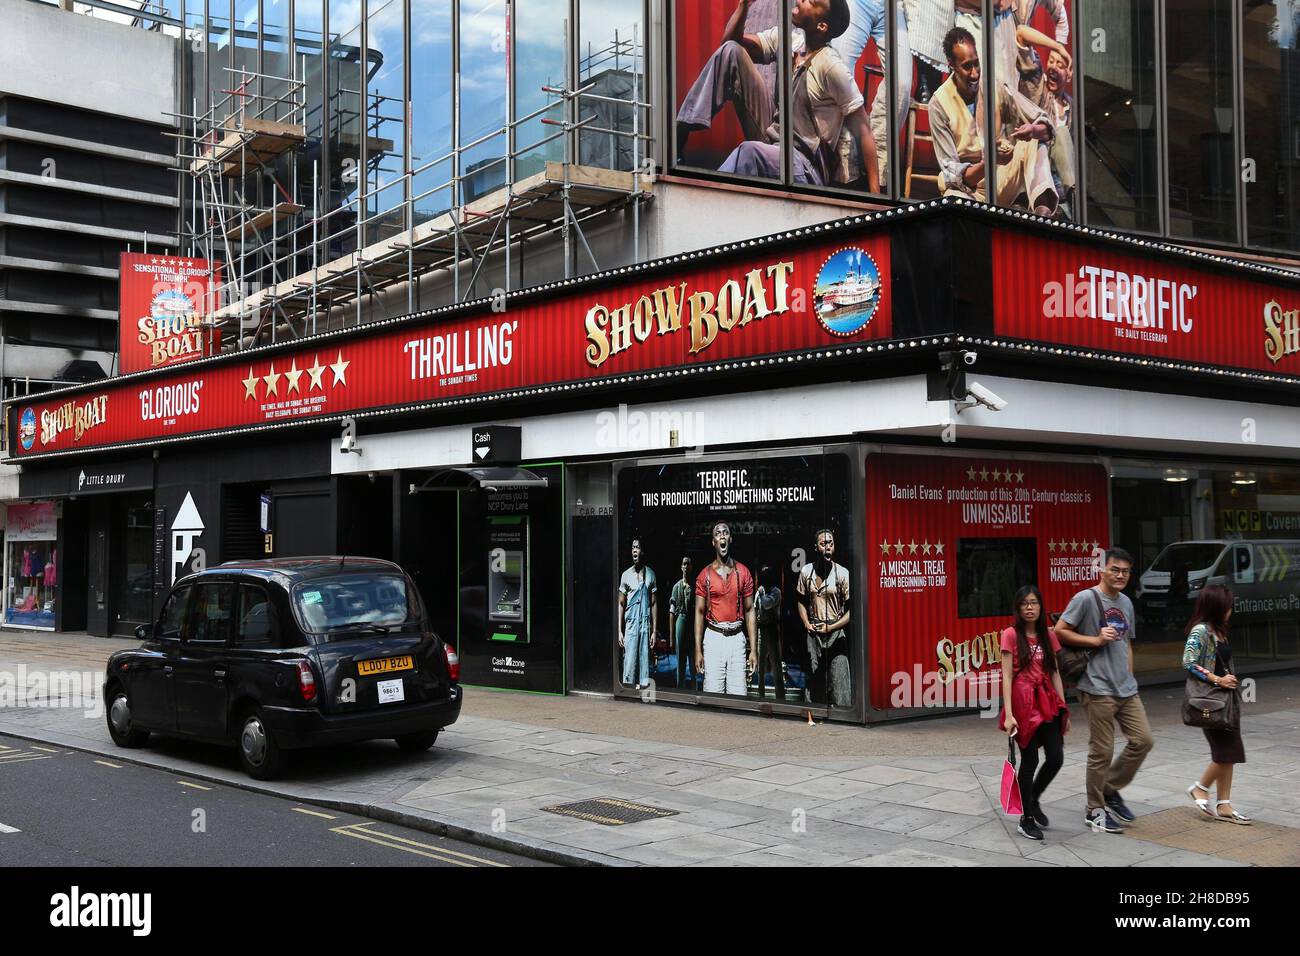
[1056, 547, 1153, 833]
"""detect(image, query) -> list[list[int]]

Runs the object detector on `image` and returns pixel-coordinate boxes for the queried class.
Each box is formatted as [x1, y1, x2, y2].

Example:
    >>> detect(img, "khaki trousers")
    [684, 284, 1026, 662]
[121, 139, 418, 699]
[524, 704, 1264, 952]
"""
[1079, 691, 1155, 812]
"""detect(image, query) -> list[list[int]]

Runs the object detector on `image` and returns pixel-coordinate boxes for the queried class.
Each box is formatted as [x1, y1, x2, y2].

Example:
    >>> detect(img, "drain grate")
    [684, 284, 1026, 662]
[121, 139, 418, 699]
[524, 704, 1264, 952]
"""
[542, 797, 679, 826]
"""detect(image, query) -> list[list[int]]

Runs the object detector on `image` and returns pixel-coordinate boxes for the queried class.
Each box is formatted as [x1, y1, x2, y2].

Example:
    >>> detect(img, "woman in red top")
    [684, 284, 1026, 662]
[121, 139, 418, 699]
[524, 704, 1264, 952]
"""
[999, 584, 1070, 841]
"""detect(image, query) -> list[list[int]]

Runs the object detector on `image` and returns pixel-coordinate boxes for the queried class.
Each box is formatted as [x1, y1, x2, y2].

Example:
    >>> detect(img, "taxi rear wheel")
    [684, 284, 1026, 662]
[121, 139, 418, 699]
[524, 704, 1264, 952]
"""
[236, 707, 284, 780]
[394, 729, 439, 753]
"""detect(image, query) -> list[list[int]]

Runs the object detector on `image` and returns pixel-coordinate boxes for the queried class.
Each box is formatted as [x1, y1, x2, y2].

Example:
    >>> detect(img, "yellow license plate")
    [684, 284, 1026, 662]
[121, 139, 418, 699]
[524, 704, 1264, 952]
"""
[357, 655, 414, 676]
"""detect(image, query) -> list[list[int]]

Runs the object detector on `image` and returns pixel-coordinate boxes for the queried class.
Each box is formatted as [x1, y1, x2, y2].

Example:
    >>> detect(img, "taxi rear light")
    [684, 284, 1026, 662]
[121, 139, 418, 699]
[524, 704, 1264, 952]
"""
[296, 660, 317, 702]
[443, 643, 460, 682]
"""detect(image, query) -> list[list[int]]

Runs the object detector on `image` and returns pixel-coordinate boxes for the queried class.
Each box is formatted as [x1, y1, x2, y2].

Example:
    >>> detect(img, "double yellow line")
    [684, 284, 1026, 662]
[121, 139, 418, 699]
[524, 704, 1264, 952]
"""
[329, 821, 509, 867]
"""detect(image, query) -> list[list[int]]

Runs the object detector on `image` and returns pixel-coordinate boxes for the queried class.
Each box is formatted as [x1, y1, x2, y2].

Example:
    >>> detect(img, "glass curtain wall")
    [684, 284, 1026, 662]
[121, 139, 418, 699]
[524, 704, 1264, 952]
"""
[459, 0, 509, 204]
[515, 0, 568, 180]
[1165, 0, 1239, 242]
[411, 2, 454, 227]
[1080, 0, 1160, 231]
[365, 0, 407, 245]
[986, 1, 1077, 219]
[1242, 0, 1299, 252]
[579, 0, 646, 171]
[327, 0, 365, 256]
[290, 1, 326, 281]
[209, 1, 234, 121]
[263, 0, 294, 122]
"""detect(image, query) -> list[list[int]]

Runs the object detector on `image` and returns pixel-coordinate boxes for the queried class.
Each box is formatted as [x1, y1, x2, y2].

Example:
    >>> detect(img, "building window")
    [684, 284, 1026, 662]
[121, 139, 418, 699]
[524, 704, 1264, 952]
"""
[1242, 0, 1300, 253]
[578, 0, 646, 172]
[985, 1, 1078, 219]
[1113, 461, 1300, 677]
[411, 1, 454, 228]
[364, 0, 407, 246]
[514, 0, 569, 181]
[459, 0, 509, 204]
[1080, 0, 1160, 232]
[673, 0, 887, 195]
[1165, 0, 1238, 243]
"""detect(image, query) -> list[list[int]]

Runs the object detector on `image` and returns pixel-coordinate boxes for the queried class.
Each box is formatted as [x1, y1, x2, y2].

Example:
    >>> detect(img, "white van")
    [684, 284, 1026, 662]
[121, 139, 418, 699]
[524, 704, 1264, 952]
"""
[1137, 539, 1300, 622]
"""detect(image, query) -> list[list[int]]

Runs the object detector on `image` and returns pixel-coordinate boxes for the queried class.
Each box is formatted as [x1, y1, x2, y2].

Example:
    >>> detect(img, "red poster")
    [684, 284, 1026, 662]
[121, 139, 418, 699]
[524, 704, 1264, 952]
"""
[118, 254, 224, 374]
[866, 453, 1110, 710]
[992, 229, 1300, 376]
[12, 237, 890, 456]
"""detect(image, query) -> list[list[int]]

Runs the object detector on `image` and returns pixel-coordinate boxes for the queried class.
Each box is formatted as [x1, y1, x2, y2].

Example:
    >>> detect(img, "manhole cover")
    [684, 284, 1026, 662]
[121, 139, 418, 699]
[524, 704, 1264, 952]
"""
[541, 797, 679, 826]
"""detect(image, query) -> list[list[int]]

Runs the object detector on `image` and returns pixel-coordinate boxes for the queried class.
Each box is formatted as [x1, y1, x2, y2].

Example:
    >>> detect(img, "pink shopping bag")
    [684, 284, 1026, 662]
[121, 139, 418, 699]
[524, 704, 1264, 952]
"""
[1000, 737, 1023, 816]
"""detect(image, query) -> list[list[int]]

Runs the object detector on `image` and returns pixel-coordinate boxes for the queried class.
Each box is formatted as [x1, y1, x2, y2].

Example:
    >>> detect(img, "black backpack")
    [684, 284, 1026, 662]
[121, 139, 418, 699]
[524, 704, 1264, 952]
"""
[1056, 588, 1108, 680]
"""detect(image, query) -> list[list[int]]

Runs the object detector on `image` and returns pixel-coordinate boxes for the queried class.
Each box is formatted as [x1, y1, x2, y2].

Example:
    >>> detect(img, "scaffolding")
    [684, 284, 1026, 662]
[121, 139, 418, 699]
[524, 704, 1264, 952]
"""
[172, 27, 653, 353]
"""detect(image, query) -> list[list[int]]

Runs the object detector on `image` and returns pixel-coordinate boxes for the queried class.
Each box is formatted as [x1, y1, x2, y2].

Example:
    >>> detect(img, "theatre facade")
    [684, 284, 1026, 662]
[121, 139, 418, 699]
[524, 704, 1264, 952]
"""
[5, 201, 1300, 722]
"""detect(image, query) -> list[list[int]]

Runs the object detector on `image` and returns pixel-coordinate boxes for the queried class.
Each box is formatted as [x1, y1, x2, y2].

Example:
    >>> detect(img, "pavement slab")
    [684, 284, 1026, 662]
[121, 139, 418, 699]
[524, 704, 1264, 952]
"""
[0, 631, 1297, 867]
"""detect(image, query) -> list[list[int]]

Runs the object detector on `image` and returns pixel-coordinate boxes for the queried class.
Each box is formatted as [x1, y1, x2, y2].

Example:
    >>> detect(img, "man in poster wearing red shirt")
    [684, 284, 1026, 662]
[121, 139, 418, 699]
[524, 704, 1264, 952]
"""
[694, 521, 759, 695]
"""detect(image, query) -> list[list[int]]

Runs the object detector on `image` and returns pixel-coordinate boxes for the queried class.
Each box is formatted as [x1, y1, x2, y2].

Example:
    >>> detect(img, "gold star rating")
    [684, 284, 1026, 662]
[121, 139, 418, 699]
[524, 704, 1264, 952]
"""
[307, 354, 327, 391]
[880, 540, 892, 556]
[1015, 469, 1025, 483]
[1004, 466, 1016, 483]
[921, 541, 933, 556]
[934, 541, 945, 556]
[966, 466, 977, 481]
[242, 368, 259, 400]
[329, 350, 350, 387]
[1092, 541, 1101, 553]
[1070, 539, 1080, 552]
[262, 363, 282, 397]
[285, 359, 304, 394]
[992, 468, 1003, 482]
[893, 541, 904, 556]
[907, 540, 919, 555]
[1048, 539, 1058, 553]
[979, 467, 990, 481]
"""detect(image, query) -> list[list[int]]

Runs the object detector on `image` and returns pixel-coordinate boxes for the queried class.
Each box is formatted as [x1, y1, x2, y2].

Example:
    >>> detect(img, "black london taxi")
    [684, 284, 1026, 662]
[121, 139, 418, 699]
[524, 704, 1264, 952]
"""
[104, 557, 462, 779]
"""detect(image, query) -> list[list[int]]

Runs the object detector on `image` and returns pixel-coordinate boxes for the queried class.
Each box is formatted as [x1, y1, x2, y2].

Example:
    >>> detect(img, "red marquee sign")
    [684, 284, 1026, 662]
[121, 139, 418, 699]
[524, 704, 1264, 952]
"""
[866, 453, 1111, 710]
[119, 253, 224, 374]
[11, 237, 891, 457]
[992, 229, 1300, 376]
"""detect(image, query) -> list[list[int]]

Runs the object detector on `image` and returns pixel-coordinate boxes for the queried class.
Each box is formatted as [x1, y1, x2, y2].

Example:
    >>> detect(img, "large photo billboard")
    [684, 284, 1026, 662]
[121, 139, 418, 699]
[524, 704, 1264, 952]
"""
[866, 452, 1109, 710]
[617, 452, 856, 710]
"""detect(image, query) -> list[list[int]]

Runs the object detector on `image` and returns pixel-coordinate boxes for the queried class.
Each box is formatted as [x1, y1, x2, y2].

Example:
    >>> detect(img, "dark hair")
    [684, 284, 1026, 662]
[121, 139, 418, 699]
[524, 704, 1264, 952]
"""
[759, 564, 779, 589]
[1011, 584, 1056, 675]
[1186, 584, 1233, 639]
[943, 26, 976, 65]
[824, 0, 851, 40]
[1103, 546, 1134, 566]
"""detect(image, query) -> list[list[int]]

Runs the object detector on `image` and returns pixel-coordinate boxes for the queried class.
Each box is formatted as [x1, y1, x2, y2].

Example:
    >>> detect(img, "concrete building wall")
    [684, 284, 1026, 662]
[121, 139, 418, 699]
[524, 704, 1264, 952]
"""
[0, 0, 177, 126]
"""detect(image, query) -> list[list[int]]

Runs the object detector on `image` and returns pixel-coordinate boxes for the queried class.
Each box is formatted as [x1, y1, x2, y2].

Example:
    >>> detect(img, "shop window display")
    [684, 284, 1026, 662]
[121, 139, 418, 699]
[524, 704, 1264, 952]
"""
[5, 502, 58, 629]
[1114, 462, 1300, 677]
[617, 452, 855, 708]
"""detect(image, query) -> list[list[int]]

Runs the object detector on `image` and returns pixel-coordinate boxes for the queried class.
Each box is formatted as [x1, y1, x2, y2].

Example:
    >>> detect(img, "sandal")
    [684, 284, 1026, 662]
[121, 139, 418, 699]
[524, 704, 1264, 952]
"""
[1214, 800, 1252, 825]
[1188, 782, 1216, 820]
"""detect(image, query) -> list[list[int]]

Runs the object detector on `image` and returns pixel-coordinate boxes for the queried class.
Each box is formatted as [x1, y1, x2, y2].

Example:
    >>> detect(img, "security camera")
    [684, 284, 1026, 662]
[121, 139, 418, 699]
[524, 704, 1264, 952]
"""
[339, 417, 362, 455]
[961, 350, 978, 367]
[957, 381, 1008, 413]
